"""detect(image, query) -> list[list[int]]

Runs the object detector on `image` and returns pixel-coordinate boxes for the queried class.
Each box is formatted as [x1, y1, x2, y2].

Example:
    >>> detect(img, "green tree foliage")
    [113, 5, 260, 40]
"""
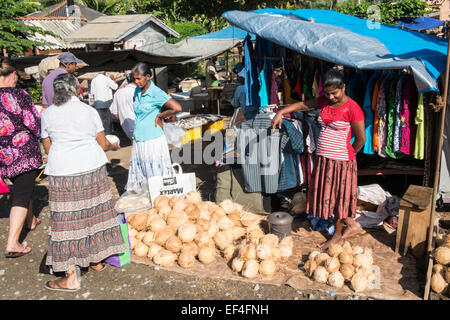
[166, 21, 208, 44]
[337, 0, 429, 25]
[0, 0, 57, 56]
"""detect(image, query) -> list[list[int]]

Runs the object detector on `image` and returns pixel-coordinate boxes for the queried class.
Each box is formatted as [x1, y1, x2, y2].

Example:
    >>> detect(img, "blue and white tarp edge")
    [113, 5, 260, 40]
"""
[222, 10, 447, 93]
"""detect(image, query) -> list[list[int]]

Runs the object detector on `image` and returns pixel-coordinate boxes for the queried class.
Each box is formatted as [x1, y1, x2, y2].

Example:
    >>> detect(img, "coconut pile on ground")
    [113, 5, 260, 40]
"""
[431, 234, 450, 297]
[126, 193, 293, 275]
[303, 241, 378, 293]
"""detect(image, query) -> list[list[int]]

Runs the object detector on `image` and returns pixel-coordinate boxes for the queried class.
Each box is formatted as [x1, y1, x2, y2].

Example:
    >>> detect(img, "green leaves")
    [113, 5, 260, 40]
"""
[336, 0, 429, 25]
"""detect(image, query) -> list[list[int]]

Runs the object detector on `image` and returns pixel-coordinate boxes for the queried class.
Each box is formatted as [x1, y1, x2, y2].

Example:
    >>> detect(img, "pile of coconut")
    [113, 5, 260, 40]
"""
[303, 241, 378, 293]
[431, 234, 450, 297]
[126, 192, 293, 278]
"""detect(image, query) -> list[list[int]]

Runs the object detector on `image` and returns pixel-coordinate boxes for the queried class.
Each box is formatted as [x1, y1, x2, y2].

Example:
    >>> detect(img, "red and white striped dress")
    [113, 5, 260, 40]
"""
[316, 96, 364, 161]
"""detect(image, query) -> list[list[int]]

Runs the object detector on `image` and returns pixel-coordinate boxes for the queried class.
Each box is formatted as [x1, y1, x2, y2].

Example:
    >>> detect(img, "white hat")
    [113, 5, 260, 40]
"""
[237, 69, 246, 78]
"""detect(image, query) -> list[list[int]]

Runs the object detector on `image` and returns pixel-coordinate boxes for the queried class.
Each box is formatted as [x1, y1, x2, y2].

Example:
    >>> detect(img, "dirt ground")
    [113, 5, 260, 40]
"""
[0, 134, 446, 301]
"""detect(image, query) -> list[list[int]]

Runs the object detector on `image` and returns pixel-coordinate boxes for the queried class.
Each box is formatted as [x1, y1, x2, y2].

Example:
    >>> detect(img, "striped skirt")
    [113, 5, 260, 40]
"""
[307, 156, 358, 220]
[46, 165, 127, 272]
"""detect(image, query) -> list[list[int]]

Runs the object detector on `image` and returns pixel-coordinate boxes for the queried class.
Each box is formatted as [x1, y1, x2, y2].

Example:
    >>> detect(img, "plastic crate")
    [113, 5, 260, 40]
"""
[181, 127, 202, 144]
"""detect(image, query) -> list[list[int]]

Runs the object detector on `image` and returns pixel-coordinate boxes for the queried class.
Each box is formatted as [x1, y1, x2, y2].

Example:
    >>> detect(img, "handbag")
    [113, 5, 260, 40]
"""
[0, 176, 10, 194]
[104, 214, 132, 268]
[148, 163, 196, 206]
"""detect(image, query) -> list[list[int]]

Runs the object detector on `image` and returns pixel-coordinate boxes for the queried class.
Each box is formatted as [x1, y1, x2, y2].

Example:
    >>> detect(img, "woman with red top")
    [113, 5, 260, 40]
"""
[272, 69, 366, 249]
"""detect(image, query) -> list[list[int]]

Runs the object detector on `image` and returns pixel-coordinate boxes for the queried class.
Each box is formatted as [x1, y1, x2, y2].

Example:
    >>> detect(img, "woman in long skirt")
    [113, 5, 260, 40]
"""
[272, 69, 366, 249]
[41, 73, 126, 291]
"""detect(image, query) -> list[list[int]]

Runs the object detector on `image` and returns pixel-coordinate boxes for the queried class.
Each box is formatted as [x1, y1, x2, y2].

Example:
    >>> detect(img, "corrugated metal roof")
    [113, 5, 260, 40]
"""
[66, 14, 179, 44]
[27, 1, 104, 21]
[23, 19, 88, 49]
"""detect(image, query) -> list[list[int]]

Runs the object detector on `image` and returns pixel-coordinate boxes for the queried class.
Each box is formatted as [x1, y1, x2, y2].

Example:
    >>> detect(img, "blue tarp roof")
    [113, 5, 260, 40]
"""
[222, 9, 448, 92]
[394, 16, 444, 31]
[193, 25, 255, 40]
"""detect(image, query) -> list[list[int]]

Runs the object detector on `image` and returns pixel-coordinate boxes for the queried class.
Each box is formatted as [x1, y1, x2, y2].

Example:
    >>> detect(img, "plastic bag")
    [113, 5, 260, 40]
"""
[163, 123, 186, 148]
[115, 185, 151, 216]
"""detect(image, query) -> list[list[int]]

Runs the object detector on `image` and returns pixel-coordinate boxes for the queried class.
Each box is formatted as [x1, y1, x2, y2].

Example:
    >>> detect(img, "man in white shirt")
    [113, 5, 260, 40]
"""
[110, 73, 136, 140]
[90, 72, 118, 134]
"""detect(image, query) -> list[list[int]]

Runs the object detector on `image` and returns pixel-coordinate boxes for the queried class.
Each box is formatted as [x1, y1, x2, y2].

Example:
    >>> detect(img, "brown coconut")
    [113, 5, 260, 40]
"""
[165, 235, 183, 253]
[260, 234, 280, 248]
[240, 212, 260, 227]
[154, 196, 169, 209]
[182, 242, 200, 257]
[147, 243, 163, 259]
[431, 272, 448, 294]
[158, 205, 172, 221]
[136, 231, 146, 241]
[325, 257, 341, 273]
[248, 228, 265, 246]
[129, 237, 138, 250]
[340, 264, 355, 281]
[185, 191, 202, 204]
[231, 257, 245, 273]
[214, 231, 233, 251]
[198, 247, 216, 264]
[167, 210, 188, 228]
[130, 212, 148, 231]
[228, 212, 243, 227]
[148, 217, 167, 233]
[142, 231, 156, 246]
[195, 232, 215, 249]
[338, 251, 354, 265]
[217, 216, 234, 230]
[178, 251, 196, 268]
[219, 199, 235, 214]
[134, 241, 148, 257]
[177, 224, 197, 243]
[153, 249, 176, 267]
[259, 259, 276, 278]
[207, 220, 219, 238]
[231, 226, 246, 241]
[196, 218, 210, 232]
[434, 246, 450, 265]
[256, 243, 273, 260]
[328, 271, 345, 288]
[351, 271, 368, 293]
[154, 226, 176, 246]
[185, 204, 201, 220]
[223, 245, 237, 261]
[241, 260, 259, 278]
[342, 241, 353, 255]
[328, 244, 343, 257]
[239, 244, 257, 261]
[315, 252, 330, 266]
[304, 259, 317, 277]
[313, 266, 329, 284]
[211, 207, 227, 222]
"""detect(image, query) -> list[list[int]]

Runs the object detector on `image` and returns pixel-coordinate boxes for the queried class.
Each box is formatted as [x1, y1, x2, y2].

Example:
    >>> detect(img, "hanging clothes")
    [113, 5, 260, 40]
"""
[414, 93, 425, 160]
[243, 35, 260, 108]
[283, 69, 298, 104]
[347, 70, 367, 108]
[362, 71, 381, 155]
[270, 70, 280, 105]
[376, 76, 390, 158]
[258, 60, 270, 107]
[302, 60, 315, 100]
[399, 76, 418, 156]
[294, 67, 303, 100]
[372, 74, 384, 152]
[385, 74, 403, 159]
[393, 75, 407, 153]
[313, 68, 320, 98]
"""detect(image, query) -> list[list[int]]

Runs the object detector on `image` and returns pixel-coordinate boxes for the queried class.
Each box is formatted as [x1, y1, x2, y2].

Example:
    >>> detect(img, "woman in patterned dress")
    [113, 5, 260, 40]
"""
[41, 73, 126, 292]
[0, 57, 42, 258]
[272, 69, 366, 250]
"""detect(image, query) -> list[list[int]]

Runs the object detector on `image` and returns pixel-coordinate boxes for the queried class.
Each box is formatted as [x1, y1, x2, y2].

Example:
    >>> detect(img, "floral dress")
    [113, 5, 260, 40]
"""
[0, 87, 42, 178]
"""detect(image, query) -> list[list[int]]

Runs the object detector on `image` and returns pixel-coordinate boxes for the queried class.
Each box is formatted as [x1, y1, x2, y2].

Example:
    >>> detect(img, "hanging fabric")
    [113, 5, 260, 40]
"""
[258, 58, 270, 107]
[385, 73, 403, 159]
[372, 74, 384, 152]
[362, 71, 381, 155]
[282, 58, 298, 104]
[400, 76, 419, 156]
[243, 34, 260, 108]
[270, 70, 280, 105]
[414, 93, 425, 160]
[375, 75, 390, 158]
[393, 75, 407, 153]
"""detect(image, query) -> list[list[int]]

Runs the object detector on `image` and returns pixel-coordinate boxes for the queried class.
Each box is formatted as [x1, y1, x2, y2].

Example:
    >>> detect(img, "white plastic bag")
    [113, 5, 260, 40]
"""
[163, 123, 186, 148]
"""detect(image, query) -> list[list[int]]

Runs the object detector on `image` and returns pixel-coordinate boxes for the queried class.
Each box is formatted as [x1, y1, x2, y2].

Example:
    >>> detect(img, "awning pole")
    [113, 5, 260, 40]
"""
[423, 21, 450, 300]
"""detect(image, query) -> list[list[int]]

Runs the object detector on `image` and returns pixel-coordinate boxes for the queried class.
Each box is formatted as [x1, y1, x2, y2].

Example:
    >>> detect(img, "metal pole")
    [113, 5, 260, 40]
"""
[423, 22, 450, 300]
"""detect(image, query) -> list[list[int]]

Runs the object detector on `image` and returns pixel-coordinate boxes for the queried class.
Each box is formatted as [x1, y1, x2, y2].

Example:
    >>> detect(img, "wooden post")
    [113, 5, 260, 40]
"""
[423, 22, 450, 300]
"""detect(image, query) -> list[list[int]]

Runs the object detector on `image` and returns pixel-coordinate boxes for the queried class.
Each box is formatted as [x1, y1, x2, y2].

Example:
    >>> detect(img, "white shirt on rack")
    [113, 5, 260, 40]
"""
[109, 83, 136, 139]
[41, 96, 108, 176]
[90, 73, 118, 109]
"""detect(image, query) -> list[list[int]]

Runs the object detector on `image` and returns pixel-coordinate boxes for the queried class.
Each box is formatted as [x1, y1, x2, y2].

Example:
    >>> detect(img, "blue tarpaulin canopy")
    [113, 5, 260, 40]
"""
[222, 9, 448, 92]
[193, 25, 255, 40]
[394, 16, 444, 31]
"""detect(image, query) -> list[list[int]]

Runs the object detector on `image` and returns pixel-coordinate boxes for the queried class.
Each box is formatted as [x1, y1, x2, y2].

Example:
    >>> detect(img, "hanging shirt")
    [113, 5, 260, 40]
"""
[414, 93, 425, 160]
[371, 75, 384, 152]
[385, 75, 403, 159]
[133, 81, 171, 142]
[243, 35, 260, 107]
[270, 70, 280, 105]
[316, 96, 365, 161]
[376, 77, 389, 158]
[362, 71, 381, 155]
[399, 77, 418, 156]
[347, 70, 366, 108]
[258, 61, 269, 107]
[393, 76, 406, 153]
